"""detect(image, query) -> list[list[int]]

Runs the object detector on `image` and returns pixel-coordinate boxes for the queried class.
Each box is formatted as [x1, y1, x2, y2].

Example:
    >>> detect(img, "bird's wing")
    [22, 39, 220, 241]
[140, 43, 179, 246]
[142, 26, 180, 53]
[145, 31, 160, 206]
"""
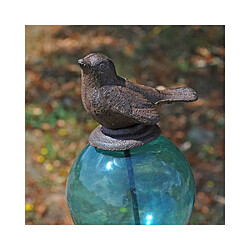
[100, 85, 159, 125]
[123, 79, 197, 104]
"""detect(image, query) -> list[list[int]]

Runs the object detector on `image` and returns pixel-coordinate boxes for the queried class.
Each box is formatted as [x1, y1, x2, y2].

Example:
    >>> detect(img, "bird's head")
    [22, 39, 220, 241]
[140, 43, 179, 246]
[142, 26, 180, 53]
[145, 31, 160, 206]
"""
[78, 53, 117, 86]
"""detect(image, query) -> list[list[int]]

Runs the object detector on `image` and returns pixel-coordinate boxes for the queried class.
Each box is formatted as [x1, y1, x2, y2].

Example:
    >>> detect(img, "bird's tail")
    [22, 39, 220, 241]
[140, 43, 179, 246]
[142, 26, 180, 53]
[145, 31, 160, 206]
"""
[156, 87, 198, 105]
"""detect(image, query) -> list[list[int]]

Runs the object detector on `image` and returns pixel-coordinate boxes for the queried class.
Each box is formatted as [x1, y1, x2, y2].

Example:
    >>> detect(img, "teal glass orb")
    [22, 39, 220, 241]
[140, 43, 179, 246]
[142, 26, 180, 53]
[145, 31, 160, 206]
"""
[66, 135, 195, 225]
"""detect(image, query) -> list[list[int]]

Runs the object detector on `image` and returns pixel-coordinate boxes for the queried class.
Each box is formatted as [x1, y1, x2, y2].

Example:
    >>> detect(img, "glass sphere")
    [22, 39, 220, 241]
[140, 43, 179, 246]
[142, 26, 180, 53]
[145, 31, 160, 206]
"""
[66, 135, 195, 225]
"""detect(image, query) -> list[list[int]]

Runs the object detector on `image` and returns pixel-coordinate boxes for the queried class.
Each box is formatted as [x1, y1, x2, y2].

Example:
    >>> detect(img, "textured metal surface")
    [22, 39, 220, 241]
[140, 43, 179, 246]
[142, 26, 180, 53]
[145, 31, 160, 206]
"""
[89, 124, 161, 151]
[78, 53, 198, 130]
[78, 52, 198, 151]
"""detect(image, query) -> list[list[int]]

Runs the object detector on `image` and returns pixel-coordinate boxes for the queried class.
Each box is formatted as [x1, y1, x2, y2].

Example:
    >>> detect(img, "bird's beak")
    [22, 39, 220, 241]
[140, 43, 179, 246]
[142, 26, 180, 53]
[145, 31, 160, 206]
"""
[78, 59, 90, 73]
[78, 59, 85, 65]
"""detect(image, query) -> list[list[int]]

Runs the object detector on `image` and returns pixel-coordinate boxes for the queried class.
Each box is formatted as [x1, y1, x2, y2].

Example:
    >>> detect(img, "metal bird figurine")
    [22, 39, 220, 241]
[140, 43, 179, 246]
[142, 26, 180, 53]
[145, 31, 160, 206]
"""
[78, 52, 198, 130]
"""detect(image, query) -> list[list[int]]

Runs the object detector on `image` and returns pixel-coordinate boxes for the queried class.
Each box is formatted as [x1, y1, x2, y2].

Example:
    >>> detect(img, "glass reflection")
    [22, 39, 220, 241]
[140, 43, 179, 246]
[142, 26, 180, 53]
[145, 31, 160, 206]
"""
[104, 159, 121, 172]
[145, 214, 153, 225]
[106, 161, 113, 171]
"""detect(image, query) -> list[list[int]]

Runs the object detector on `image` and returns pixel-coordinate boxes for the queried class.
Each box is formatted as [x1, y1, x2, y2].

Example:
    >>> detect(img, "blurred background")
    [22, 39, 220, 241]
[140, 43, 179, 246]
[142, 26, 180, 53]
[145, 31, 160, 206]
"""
[25, 25, 225, 225]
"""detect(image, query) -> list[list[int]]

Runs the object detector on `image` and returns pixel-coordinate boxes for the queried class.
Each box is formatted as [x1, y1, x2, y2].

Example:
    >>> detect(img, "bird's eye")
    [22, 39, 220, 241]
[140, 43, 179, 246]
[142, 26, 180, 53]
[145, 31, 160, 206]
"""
[99, 63, 107, 72]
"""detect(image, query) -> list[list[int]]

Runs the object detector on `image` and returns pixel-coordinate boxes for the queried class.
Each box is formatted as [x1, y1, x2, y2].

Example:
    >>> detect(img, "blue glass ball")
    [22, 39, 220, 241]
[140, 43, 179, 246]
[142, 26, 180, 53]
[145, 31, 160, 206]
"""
[66, 135, 195, 225]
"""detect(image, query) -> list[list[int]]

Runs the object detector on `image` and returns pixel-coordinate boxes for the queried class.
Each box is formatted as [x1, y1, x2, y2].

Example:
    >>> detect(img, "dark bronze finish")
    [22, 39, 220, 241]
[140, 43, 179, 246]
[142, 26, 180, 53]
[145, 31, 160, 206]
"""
[78, 52, 198, 150]
[89, 124, 161, 151]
